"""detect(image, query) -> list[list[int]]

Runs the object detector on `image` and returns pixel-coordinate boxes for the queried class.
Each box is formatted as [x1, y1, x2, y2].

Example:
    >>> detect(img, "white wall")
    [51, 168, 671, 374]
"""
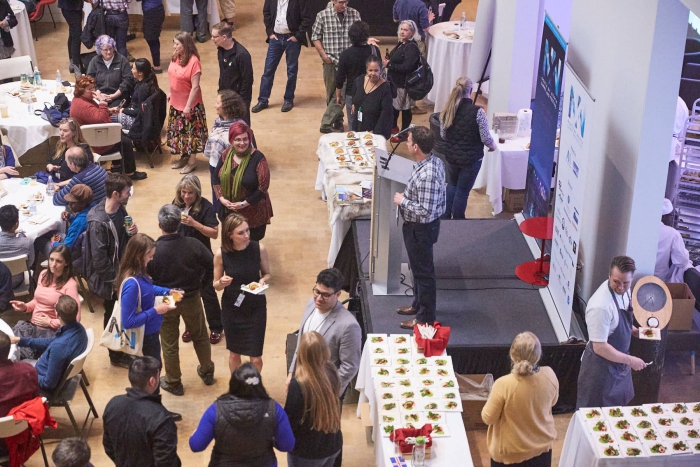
[531, 0, 573, 99]
[567, 0, 688, 298]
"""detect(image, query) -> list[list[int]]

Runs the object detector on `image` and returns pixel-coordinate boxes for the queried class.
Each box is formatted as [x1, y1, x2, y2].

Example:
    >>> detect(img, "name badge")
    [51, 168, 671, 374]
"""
[357, 110, 363, 122]
[234, 293, 245, 307]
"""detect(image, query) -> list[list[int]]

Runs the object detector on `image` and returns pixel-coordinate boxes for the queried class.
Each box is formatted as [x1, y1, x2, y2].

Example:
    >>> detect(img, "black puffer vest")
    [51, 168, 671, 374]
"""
[437, 98, 485, 167]
[210, 395, 277, 467]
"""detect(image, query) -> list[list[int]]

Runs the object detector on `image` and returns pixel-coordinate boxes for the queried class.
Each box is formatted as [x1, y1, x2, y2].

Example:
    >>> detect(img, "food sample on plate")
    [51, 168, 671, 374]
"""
[401, 400, 416, 411]
[693, 402, 700, 413]
[694, 442, 700, 452]
[432, 357, 451, 366]
[629, 407, 648, 417]
[380, 391, 395, 400]
[372, 357, 389, 366]
[400, 390, 415, 400]
[655, 417, 674, 427]
[435, 368, 452, 378]
[444, 401, 459, 410]
[381, 402, 397, 411]
[334, 147, 345, 154]
[430, 424, 448, 436]
[598, 433, 615, 444]
[664, 429, 680, 439]
[352, 155, 365, 163]
[391, 335, 408, 345]
[371, 346, 386, 354]
[618, 431, 639, 443]
[415, 357, 429, 366]
[402, 412, 421, 425]
[351, 148, 362, 155]
[346, 132, 358, 139]
[442, 390, 458, 400]
[642, 328, 659, 339]
[346, 140, 357, 147]
[440, 379, 458, 389]
[622, 446, 643, 457]
[672, 440, 690, 452]
[687, 429, 700, 439]
[669, 403, 688, 414]
[378, 380, 395, 389]
[592, 421, 609, 432]
[646, 442, 669, 455]
[419, 388, 434, 398]
[636, 419, 653, 430]
[398, 379, 411, 387]
[648, 404, 664, 414]
[393, 366, 412, 377]
[605, 407, 624, 418]
[417, 367, 433, 376]
[614, 419, 631, 430]
[364, 139, 374, 146]
[369, 335, 386, 343]
[643, 429, 658, 441]
[394, 356, 410, 365]
[329, 141, 341, 147]
[381, 424, 395, 437]
[394, 346, 411, 355]
[680, 416, 694, 426]
[381, 414, 397, 423]
[375, 368, 390, 377]
[336, 155, 347, 162]
[363, 133, 373, 139]
[419, 378, 435, 387]
[425, 411, 442, 422]
[601, 446, 620, 457]
[403, 422, 417, 429]
[338, 160, 349, 166]
[423, 401, 438, 410]
[584, 408, 602, 419]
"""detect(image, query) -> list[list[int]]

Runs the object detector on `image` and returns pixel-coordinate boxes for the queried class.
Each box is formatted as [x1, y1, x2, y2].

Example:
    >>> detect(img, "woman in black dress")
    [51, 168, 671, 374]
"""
[213, 213, 271, 374]
[351, 56, 393, 139]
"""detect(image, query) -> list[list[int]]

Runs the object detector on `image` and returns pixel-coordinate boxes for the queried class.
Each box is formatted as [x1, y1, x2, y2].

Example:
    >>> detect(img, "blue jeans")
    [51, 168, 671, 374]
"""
[104, 10, 129, 57]
[258, 34, 302, 104]
[443, 159, 483, 220]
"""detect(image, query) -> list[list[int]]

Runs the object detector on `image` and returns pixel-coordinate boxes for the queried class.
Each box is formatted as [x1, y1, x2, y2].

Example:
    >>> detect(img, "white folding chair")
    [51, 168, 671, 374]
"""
[46, 328, 99, 436]
[0, 56, 34, 81]
[0, 254, 34, 298]
[0, 398, 49, 466]
[80, 123, 124, 172]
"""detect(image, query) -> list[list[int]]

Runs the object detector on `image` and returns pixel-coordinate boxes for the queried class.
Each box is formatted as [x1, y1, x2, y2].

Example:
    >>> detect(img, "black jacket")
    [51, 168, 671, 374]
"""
[81, 5, 105, 49]
[87, 52, 134, 101]
[263, 0, 311, 46]
[147, 233, 213, 297]
[386, 40, 421, 88]
[103, 388, 181, 467]
[124, 83, 165, 141]
[437, 98, 486, 166]
[218, 41, 254, 106]
[84, 200, 129, 300]
[0, 0, 17, 48]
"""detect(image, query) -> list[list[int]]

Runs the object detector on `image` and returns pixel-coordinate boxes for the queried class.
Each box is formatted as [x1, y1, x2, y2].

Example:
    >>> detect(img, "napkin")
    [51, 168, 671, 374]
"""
[413, 321, 450, 357]
[389, 424, 433, 453]
[28, 214, 49, 225]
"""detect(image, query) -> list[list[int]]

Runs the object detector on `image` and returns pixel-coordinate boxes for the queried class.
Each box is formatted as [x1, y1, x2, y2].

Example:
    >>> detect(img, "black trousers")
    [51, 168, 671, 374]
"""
[201, 278, 223, 333]
[142, 5, 165, 67]
[403, 219, 440, 324]
[491, 450, 552, 467]
[61, 8, 82, 67]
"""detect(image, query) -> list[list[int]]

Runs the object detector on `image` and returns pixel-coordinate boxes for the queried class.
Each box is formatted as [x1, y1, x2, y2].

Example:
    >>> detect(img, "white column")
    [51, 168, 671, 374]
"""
[567, 0, 689, 298]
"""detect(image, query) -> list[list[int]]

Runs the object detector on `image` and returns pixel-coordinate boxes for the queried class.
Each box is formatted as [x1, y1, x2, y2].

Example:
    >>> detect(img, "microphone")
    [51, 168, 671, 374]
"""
[381, 125, 415, 170]
[394, 124, 415, 139]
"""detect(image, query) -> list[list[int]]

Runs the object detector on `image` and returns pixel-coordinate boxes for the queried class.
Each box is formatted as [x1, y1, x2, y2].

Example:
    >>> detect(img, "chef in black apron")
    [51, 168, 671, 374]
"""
[576, 256, 647, 409]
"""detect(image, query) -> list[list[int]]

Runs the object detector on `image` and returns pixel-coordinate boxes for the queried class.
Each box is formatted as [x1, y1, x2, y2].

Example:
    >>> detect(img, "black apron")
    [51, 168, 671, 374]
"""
[576, 287, 634, 408]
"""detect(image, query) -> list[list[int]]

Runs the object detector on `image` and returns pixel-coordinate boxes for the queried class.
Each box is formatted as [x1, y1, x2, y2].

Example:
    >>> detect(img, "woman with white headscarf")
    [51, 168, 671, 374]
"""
[437, 76, 497, 219]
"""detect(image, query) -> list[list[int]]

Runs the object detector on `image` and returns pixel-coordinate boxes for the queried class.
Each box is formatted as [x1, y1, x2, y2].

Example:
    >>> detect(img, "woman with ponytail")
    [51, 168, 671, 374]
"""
[284, 331, 342, 467]
[481, 332, 558, 467]
[436, 76, 497, 219]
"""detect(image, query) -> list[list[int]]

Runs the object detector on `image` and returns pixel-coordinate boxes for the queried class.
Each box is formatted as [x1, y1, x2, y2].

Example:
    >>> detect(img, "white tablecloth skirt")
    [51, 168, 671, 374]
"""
[0, 178, 65, 242]
[9, 0, 37, 66]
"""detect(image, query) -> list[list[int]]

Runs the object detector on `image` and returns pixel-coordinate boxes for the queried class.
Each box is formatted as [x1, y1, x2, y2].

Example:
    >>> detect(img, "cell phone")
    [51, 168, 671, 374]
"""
[117, 98, 126, 109]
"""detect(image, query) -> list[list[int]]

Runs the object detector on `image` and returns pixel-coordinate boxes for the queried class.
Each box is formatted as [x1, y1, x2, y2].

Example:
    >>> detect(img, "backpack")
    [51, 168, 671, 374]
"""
[34, 94, 71, 127]
[405, 42, 434, 101]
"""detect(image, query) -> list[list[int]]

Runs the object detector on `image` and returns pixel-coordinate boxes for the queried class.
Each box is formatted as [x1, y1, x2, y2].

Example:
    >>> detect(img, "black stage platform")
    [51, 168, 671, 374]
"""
[337, 219, 585, 411]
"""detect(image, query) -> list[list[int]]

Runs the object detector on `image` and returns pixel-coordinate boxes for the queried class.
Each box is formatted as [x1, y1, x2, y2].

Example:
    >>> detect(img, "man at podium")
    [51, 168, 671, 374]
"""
[393, 126, 446, 329]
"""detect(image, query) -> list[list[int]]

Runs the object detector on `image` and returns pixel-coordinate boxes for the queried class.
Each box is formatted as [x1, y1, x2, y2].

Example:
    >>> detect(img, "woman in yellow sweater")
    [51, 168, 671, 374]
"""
[481, 332, 559, 466]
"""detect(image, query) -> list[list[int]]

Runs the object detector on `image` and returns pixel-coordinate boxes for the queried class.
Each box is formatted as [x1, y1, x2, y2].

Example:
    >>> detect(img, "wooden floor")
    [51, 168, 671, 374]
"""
[15, 1, 700, 465]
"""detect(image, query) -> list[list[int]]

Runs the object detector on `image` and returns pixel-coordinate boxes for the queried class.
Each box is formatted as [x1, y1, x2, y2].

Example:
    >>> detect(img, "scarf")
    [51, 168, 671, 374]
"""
[220, 147, 252, 201]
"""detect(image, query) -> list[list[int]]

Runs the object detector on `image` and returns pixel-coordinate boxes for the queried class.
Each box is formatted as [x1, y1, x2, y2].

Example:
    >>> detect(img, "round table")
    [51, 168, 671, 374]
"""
[8, 0, 37, 66]
[0, 80, 72, 158]
[0, 178, 65, 243]
[0, 318, 19, 362]
[425, 21, 475, 113]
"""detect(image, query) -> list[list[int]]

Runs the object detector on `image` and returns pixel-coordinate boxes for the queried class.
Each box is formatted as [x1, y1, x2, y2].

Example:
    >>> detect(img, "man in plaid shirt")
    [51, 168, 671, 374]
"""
[311, 0, 361, 133]
[394, 126, 446, 329]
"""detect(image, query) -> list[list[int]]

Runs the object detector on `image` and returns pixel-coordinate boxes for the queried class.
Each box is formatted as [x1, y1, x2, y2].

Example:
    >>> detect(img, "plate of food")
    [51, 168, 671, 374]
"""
[679, 416, 695, 427]
[414, 357, 430, 366]
[371, 356, 390, 367]
[635, 419, 653, 430]
[380, 423, 396, 437]
[442, 400, 461, 411]
[401, 400, 417, 411]
[380, 402, 398, 412]
[425, 411, 443, 423]
[379, 390, 397, 401]
[399, 390, 415, 400]
[603, 407, 625, 419]
[350, 147, 363, 155]
[644, 441, 670, 456]
[418, 387, 436, 399]
[624, 406, 649, 418]
[597, 444, 621, 458]
[442, 389, 459, 401]
[394, 356, 411, 366]
[364, 139, 375, 147]
[663, 429, 683, 441]
[670, 440, 692, 454]
[415, 378, 436, 388]
[375, 367, 391, 378]
[368, 334, 387, 344]
[394, 346, 412, 356]
[435, 367, 453, 378]
[589, 420, 610, 433]
[617, 431, 640, 443]
[666, 403, 689, 415]
[333, 147, 346, 154]
[155, 295, 175, 306]
[346, 140, 358, 147]
[693, 441, 700, 453]
[363, 133, 373, 140]
[642, 428, 658, 441]
[438, 378, 458, 389]
[370, 344, 389, 355]
[401, 411, 423, 425]
[691, 402, 700, 414]
[686, 428, 700, 439]
[416, 366, 433, 377]
[379, 412, 399, 424]
[422, 401, 439, 411]
[329, 141, 341, 148]
[397, 378, 412, 388]
[346, 132, 359, 140]
[645, 404, 665, 415]
[393, 366, 412, 377]
[582, 408, 603, 420]
[390, 334, 409, 345]
[639, 327, 660, 340]
[612, 419, 632, 431]
[652, 415, 676, 428]
[335, 154, 348, 163]
[620, 445, 645, 458]
[596, 433, 617, 445]
[240, 282, 268, 294]
[430, 423, 450, 437]
[374, 379, 395, 390]
[431, 356, 452, 367]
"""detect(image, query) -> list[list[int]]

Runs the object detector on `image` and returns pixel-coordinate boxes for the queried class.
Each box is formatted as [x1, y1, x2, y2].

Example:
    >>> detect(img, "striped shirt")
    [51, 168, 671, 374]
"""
[310, 5, 362, 65]
[53, 164, 108, 207]
[400, 154, 446, 223]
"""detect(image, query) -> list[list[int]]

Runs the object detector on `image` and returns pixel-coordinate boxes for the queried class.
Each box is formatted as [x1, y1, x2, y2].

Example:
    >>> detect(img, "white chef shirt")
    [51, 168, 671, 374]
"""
[670, 97, 689, 163]
[585, 280, 630, 343]
[302, 307, 330, 334]
[274, 0, 291, 34]
[655, 222, 692, 283]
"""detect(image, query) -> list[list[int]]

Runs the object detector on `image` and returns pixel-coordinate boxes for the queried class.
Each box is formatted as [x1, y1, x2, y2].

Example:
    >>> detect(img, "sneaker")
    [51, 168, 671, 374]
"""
[182, 330, 192, 343]
[160, 376, 185, 396]
[281, 100, 294, 112]
[209, 332, 222, 345]
[129, 171, 147, 181]
[251, 102, 268, 113]
[197, 365, 215, 386]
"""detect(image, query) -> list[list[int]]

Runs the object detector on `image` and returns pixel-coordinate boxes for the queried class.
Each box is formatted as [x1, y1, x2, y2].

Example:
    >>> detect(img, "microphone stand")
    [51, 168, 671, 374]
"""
[381, 125, 413, 170]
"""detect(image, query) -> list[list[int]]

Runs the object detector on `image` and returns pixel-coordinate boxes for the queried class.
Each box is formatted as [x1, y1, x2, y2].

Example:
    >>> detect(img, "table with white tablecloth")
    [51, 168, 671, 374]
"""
[315, 132, 386, 267]
[83, 0, 220, 31]
[0, 318, 19, 362]
[0, 80, 71, 158]
[355, 338, 473, 467]
[559, 410, 700, 466]
[8, 0, 37, 66]
[424, 21, 475, 113]
[472, 131, 530, 216]
[0, 178, 65, 242]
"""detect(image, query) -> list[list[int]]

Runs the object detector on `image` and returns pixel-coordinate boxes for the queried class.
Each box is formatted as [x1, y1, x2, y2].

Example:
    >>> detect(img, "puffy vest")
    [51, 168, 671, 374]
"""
[438, 98, 486, 166]
[210, 396, 277, 467]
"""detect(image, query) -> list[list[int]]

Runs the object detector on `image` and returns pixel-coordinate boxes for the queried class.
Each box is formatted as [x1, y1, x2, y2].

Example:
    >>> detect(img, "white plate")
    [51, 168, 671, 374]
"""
[602, 406, 626, 420]
[401, 411, 423, 426]
[394, 356, 412, 367]
[240, 283, 268, 294]
[414, 356, 431, 366]
[374, 378, 396, 391]
[619, 444, 646, 458]
[378, 389, 398, 403]
[684, 428, 700, 440]
[414, 377, 438, 388]
[429, 422, 450, 437]
[378, 410, 400, 424]
[691, 440, 700, 453]
[665, 403, 690, 416]
[379, 401, 399, 412]
[643, 403, 666, 416]
[639, 427, 660, 442]
[437, 378, 458, 390]
[417, 387, 438, 399]
[643, 440, 671, 456]
[592, 431, 617, 446]
[370, 356, 391, 367]
[155, 295, 175, 306]
[400, 400, 418, 412]
[441, 398, 462, 412]
[419, 400, 441, 411]
[393, 346, 413, 357]
[652, 414, 680, 429]
[390, 334, 411, 346]
[610, 418, 634, 431]
[623, 406, 650, 418]
[689, 402, 700, 415]
[677, 416, 697, 428]
[379, 423, 397, 437]
[580, 407, 604, 420]
[633, 419, 654, 432]
[398, 389, 417, 400]
[616, 431, 642, 444]
[431, 356, 452, 367]
[395, 378, 413, 389]
[587, 419, 611, 434]
[423, 411, 444, 424]
[368, 334, 388, 345]
[596, 443, 622, 458]
[415, 366, 434, 378]
[369, 344, 390, 355]
[434, 367, 453, 379]
[669, 439, 693, 454]
[373, 367, 392, 378]
[392, 366, 413, 378]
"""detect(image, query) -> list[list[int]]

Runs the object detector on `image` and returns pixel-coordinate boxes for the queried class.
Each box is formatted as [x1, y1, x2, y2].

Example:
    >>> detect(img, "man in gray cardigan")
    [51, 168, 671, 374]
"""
[287, 268, 361, 397]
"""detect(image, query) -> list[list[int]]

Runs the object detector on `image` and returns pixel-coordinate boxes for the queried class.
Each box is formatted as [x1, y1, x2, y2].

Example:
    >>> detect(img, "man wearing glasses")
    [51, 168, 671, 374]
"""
[287, 268, 361, 398]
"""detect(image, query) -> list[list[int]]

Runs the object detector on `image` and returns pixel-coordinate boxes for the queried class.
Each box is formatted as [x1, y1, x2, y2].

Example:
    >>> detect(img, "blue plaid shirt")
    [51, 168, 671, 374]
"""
[400, 154, 446, 223]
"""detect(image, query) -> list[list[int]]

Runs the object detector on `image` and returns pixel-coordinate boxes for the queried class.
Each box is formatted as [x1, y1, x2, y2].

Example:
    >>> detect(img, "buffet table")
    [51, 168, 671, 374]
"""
[9, 0, 37, 65]
[425, 21, 475, 113]
[0, 80, 70, 158]
[558, 407, 700, 466]
[0, 178, 65, 242]
[315, 132, 386, 267]
[355, 334, 473, 467]
[473, 131, 530, 216]
[0, 318, 19, 362]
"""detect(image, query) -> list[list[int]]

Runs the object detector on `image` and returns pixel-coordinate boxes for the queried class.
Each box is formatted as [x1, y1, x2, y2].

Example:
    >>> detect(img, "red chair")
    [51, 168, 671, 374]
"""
[29, 0, 57, 41]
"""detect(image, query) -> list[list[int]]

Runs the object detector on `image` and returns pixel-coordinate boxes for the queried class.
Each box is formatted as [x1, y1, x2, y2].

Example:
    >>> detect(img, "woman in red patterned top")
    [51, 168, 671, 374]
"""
[212, 122, 272, 241]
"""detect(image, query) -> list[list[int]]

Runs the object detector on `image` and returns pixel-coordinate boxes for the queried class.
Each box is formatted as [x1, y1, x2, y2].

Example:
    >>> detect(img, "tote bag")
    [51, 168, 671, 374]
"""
[99, 277, 145, 356]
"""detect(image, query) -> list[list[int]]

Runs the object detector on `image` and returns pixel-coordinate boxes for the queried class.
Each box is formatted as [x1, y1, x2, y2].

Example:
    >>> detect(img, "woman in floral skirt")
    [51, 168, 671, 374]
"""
[167, 31, 208, 174]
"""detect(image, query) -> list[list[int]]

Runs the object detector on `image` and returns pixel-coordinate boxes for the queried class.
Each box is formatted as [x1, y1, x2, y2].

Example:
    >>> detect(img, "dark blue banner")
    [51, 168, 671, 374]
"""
[523, 14, 567, 219]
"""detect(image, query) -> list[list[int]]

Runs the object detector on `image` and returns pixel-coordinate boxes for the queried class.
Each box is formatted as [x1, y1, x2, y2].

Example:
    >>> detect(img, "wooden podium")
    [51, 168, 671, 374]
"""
[369, 147, 414, 295]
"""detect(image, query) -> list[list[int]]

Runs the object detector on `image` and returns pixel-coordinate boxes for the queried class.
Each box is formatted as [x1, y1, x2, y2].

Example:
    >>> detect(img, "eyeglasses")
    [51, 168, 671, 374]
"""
[211, 34, 221, 39]
[312, 287, 337, 300]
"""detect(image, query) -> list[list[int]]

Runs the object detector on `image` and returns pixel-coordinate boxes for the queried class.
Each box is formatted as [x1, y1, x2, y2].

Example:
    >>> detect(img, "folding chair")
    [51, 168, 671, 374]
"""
[0, 398, 50, 466]
[0, 56, 34, 81]
[80, 123, 124, 172]
[29, 0, 57, 40]
[1, 254, 35, 299]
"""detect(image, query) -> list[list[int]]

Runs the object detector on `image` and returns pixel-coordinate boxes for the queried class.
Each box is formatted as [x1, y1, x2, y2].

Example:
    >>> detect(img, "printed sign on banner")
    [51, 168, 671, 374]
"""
[523, 14, 567, 219]
[548, 64, 594, 334]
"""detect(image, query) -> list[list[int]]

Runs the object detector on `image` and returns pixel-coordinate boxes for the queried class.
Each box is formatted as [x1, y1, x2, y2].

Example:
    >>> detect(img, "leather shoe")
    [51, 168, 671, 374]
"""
[332, 120, 344, 131]
[397, 306, 417, 315]
[209, 332, 221, 345]
[169, 411, 183, 422]
[182, 330, 192, 343]
[281, 100, 294, 112]
[400, 318, 418, 329]
[252, 102, 268, 113]
[320, 127, 333, 134]
[197, 365, 215, 386]
[129, 171, 147, 181]
[160, 376, 184, 396]
[171, 157, 188, 169]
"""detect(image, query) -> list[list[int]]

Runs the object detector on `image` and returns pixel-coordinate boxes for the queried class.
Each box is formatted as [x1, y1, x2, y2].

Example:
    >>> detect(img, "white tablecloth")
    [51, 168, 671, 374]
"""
[473, 131, 530, 215]
[0, 178, 65, 242]
[83, 0, 220, 31]
[9, 0, 37, 66]
[0, 318, 19, 362]
[425, 21, 475, 113]
[558, 411, 699, 466]
[315, 132, 386, 267]
[355, 341, 473, 467]
[0, 80, 69, 158]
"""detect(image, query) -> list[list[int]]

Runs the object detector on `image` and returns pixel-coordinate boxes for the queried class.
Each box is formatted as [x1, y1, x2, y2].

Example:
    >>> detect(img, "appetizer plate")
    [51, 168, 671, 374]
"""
[662, 428, 683, 441]
[420, 400, 440, 411]
[414, 356, 431, 366]
[396, 378, 412, 389]
[378, 389, 398, 402]
[652, 415, 679, 429]
[434, 367, 454, 378]
[415, 366, 434, 377]
[690, 402, 700, 415]
[677, 416, 696, 428]
[596, 443, 621, 458]
[379, 411, 400, 425]
[155, 295, 175, 306]
[393, 346, 413, 357]
[374, 367, 392, 378]
[398, 389, 416, 401]
[401, 411, 424, 426]
[371, 356, 391, 367]
[368, 334, 388, 345]
[643, 440, 671, 456]
[417, 387, 437, 399]
[644, 403, 666, 416]
[623, 406, 650, 418]
[669, 439, 693, 454]
[587, 419, 611, 433]
[441, 388, 460, 402]
[400, 400, 418, 411]
[665, 403, 690, 416]
[394, 357, 412, 367]
[379, 401, 399, 413]
[611, 418, 634, 431]
[346, 132, 360, 140]
[633, 419, 654, 431]
[390, 334, 411, 346]
[374, 378, 396, 391]
[594, 432, 617, 445]
[438, 378, 459, 390]
[431, 356, 453, 368]
[616, 430, 641, 444]
[429, 423, 450, 437]
[414, 378, 438, 388]
[328, 141, 342, 148]
[424, 411, 444, 424]
[346, 139, 359, 147]
[370, 343, 390, 355]
[380, 423, 396, 437]
[581, 407, 604, 420]
[392, 366, 413, 378]
[692, 441, 700, 453]
[620, 444, 646, 458]
[602, 406, 625, 420]
[685, 428, 700, 440]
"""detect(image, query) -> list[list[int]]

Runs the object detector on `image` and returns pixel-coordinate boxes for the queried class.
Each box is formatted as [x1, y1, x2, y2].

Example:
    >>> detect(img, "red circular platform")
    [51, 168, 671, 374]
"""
[515, 259, 551, 286]
[519, 217, 554, 240]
